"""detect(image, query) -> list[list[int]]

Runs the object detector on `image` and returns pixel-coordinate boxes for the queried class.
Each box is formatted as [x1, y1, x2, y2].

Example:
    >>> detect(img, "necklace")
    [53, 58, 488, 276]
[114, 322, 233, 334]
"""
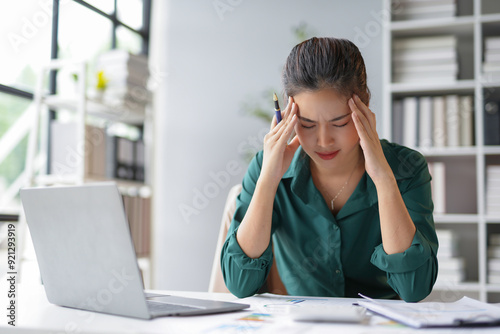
[320, 155, 361, 212]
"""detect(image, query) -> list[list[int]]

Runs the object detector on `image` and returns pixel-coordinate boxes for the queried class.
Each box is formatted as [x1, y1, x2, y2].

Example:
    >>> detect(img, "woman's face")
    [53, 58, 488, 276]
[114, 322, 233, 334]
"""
[293, 88, 361, 171]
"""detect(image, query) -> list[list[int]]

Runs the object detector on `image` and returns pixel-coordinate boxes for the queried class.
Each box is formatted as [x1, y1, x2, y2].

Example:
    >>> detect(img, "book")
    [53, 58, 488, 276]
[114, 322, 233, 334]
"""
[488, 274, 500, 284]
[485, 49, 500, 63]
[134, 139, 145, 182]
[485, 36, 500, 51]
[403, 96, 418, 148]
[358, 295, 500, 328]
[445, 95, 460, 147]
[490, 233, 500, 246]
[428, 162, 446, 214]
[115, 136, 136, 180]
[393, 62, 458, 74]
[439, 257, 465, 271]
[489, 258, 500, 272]
[392, 35, 457, 83]
[392, 1, 456, 21]
[392, 48, 456, 64]
[484, 101, 500, 145]
[392, 99, 404, 145]
[436, 270, 465, 283]
[486, 166, 500, 216]
[418, 96, 433, 148]
[459, 95, 474, 146]
[393, 72, 457, 83]
[432, 96, 447, 147]
[488, 246, 500, 258]
[393, 35, 457, 51]
[50, 122, 106, 179]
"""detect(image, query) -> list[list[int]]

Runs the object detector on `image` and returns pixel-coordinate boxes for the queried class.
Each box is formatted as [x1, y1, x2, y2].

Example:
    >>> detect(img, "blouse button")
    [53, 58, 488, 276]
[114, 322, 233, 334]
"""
[335, 269, 341, 274]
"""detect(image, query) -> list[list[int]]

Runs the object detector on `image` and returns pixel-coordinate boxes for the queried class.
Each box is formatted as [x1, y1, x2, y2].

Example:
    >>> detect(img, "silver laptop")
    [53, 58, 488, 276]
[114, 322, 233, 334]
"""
[20, 183, 249, 319]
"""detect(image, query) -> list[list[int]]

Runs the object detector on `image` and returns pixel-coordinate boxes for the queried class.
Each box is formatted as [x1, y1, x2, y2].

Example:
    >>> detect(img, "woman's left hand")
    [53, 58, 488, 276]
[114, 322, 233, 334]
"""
[349, 94, 394, 184]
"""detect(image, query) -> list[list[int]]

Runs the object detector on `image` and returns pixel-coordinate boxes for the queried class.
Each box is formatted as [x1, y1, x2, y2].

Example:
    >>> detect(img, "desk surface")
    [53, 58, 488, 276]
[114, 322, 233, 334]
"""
[2, 284, 500, 334]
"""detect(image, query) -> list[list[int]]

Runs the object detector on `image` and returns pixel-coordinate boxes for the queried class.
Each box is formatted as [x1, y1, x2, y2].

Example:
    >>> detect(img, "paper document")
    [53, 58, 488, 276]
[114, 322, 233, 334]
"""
[358, 295, 500, 328]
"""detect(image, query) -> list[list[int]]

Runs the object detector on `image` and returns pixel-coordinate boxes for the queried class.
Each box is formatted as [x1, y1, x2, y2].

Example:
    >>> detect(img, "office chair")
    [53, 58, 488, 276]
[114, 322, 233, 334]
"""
[208, 184, 287, 295]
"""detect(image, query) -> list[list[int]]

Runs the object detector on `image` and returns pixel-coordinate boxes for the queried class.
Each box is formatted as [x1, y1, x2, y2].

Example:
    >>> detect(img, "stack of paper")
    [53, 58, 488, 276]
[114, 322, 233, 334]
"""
[392, 0, 457, 21]
[94, 50, 151, 113]
[483, 36, 500, 81]
[392, 35, 458, 83]
[489, 234, 500, 284]
[435, 229, 465, 284]
[486, 166, 500, 216]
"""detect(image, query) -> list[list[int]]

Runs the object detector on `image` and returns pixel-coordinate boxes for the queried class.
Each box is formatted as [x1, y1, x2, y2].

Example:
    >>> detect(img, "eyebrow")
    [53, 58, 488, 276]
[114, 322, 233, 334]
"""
[298, 113, 351, 123]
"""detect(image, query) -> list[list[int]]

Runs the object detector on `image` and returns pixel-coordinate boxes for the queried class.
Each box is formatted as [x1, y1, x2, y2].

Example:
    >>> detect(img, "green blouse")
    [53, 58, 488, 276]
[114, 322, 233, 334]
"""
[221, 140, 438, 302]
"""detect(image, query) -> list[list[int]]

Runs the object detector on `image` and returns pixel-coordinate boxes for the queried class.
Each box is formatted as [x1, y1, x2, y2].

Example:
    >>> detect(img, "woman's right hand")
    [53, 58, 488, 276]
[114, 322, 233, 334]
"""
[260, 96, 300, 187]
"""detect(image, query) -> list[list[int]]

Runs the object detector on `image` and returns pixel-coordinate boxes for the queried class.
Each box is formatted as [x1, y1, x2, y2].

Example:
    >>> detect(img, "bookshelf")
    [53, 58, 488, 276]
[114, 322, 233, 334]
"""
[382, 0, 500, 302]
[22, 58, 153, 288]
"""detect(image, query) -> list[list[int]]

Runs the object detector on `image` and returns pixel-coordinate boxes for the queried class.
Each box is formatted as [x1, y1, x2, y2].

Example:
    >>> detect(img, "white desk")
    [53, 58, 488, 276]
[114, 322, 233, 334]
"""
[1, 284, 500, 333]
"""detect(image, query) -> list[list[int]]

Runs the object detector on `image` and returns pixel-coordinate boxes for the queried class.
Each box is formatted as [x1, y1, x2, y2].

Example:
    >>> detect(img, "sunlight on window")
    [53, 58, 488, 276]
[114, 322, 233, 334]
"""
[0, 0, 51, 91]
[0, 93, 32, 212]
[118, 0, 144, 30]
[85, 0, 115, 14]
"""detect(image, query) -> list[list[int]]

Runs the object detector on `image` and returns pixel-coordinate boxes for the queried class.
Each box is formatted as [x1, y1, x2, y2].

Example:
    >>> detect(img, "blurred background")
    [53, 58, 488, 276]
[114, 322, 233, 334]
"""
[0, 0, 383, 292]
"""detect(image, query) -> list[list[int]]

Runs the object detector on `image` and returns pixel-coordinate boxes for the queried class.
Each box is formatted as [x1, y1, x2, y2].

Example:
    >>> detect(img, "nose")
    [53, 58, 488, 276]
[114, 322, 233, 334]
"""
[317, 124, 334, 147]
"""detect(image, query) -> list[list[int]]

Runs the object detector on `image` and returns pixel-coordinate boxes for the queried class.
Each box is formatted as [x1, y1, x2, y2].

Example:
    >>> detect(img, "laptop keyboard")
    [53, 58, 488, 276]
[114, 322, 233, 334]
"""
[147, 301, 202, 316]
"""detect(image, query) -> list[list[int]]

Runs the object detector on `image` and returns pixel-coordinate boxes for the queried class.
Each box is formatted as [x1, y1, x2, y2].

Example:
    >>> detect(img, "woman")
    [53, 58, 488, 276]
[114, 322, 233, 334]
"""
[221, 37, 438, 302]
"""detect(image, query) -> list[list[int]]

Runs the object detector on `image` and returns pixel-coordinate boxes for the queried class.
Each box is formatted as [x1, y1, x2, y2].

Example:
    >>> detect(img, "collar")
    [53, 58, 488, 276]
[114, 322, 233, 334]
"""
[280, 140, 416, 220]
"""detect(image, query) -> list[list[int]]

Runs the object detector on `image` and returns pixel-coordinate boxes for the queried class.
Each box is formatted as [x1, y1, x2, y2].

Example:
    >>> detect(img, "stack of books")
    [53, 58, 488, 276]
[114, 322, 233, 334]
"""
[122, 190, 151, 257]
[428, 162, 446, 214]
[392, 0, 456, 21]
[483, 36, 500, 81]
[486, 165, 500, 216]
[489, 234, 500, 285]
[50, 121, 145, 182]
[392, 35, 458, 83]
[392, 95, 474, 148]
[435, 229, 466, 284]
[95, 50, 151, 113]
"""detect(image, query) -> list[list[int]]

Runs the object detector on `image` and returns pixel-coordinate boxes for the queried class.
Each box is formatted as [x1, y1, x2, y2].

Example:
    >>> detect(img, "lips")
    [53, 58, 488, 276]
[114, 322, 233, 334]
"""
[316, 150, 340, 160]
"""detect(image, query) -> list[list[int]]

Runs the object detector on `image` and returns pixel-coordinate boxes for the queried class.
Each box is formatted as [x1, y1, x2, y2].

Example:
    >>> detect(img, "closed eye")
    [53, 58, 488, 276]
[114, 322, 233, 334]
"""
[334, 121, 349, 128]
[300, 123, 315, 129]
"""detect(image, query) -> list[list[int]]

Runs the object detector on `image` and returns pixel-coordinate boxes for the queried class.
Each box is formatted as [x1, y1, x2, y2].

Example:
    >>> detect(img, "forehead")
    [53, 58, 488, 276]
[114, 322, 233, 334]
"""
[294, 89, 350, 117]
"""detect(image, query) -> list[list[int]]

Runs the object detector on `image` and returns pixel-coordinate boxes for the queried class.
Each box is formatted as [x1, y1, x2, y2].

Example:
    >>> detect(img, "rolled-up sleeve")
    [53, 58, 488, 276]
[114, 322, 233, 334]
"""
[371, 152, 439, 302]
[220, 151, 274, 298]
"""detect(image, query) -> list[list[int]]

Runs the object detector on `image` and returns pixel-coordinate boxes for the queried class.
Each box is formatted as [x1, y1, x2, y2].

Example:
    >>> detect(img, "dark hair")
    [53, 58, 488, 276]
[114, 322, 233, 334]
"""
[282, 37, 370, 105]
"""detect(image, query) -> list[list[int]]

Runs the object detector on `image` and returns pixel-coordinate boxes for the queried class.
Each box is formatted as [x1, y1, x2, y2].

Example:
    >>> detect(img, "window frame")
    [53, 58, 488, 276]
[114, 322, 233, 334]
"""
[0, 0, 152, 217]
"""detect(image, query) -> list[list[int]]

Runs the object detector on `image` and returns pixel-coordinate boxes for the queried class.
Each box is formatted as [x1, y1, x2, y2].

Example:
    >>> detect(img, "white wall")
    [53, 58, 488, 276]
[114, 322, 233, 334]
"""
[149, 0, 384, 291]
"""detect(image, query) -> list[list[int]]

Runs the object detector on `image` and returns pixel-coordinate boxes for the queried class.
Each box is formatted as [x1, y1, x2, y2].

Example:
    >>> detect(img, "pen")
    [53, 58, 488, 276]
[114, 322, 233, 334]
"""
[273, 92, 282, 123]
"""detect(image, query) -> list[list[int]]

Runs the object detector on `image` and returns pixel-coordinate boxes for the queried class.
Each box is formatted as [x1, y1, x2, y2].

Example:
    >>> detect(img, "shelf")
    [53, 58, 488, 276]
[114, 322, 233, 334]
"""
[433, 282, 481, 291]
[434, 214, 479, 224]
[34, 174, 151, 194]
[484, 146, 500, 155]
[416, 146, 478, 157]
[390, 15, 474, 37]
[481, 13, 500, 24]
[390, 80, 475, 95]
[385, 0, 500, 302]
[43, 95, 146, 125]
[481, 78, 500, 88]
[486, 216, 500, 224]
[486, 285, 500, 292]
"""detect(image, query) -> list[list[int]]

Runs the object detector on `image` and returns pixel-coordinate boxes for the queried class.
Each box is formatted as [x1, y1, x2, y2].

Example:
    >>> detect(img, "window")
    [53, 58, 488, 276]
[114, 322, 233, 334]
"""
[0, 0, 151, 216]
